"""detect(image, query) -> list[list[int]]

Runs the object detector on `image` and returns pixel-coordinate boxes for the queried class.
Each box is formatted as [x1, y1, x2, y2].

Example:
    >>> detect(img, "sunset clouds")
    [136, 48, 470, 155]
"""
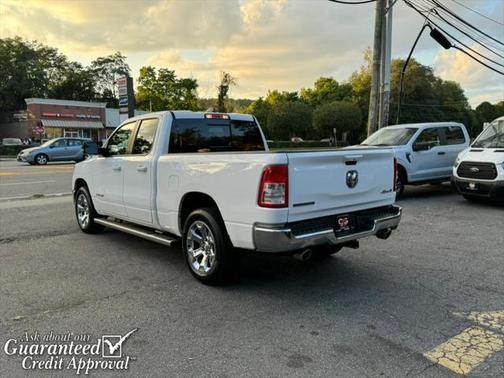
[1, 0, 502, 105]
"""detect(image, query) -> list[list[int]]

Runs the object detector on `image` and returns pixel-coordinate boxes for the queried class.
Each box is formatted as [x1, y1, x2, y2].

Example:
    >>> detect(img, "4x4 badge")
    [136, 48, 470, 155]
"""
[346, 170, 358, 188]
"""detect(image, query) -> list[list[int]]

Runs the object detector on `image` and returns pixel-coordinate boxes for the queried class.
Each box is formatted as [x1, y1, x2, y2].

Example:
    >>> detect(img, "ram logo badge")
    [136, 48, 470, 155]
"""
[346, 170, 359, 188]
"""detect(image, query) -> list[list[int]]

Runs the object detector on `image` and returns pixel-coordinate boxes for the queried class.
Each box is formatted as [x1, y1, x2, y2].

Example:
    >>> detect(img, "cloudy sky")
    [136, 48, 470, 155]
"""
[1, 0, 503, 107]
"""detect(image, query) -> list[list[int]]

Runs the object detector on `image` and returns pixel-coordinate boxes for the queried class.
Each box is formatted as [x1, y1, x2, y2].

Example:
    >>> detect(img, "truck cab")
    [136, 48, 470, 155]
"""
[361, 122, 470, 195]
[452, 116, 504, 202]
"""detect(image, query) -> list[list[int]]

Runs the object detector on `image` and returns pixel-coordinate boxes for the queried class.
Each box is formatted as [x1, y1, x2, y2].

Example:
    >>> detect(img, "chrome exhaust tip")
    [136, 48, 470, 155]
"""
[293, 249, 313, 262]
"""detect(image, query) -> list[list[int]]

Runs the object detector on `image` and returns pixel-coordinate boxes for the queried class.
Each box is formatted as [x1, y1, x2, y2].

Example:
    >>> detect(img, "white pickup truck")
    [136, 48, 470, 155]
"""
[72, 111, 401, 283]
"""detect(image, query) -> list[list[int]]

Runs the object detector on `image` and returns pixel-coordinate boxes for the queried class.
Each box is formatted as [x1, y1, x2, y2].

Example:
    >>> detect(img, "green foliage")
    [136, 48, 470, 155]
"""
[198, 98, 252, 112]
[90, 52, 130, 107]
[300, 77, 353, 108]
[48, 62, 96, 101]
[135, 66, 198, 111]
[216, 71, 236, 112]
[265, 90, 298, 106]
[244, 97, 271, 133]
[475, 101, 502, 123]
[0, 144, 39, 156]
[313, 101, 362, 139]
[0, 37, 67, 111]
[267, 101, 313, 140]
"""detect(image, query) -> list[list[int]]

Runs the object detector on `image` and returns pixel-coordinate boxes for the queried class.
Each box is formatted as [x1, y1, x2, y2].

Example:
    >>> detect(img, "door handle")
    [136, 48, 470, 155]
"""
[437, 151, 446, 155]
[136, 165, 147, 172]
[112, 164, 122, 171]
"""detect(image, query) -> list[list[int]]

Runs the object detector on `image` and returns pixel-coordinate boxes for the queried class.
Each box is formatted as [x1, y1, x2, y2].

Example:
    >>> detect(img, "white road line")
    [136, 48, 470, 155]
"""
[0, 180, 56, 186]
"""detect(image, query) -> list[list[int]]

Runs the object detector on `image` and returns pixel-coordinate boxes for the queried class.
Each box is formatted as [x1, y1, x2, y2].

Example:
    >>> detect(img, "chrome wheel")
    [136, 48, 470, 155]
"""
[36, 154, 47, 165]
[186, 220, 217, 276]
[76, 193, 90, 229]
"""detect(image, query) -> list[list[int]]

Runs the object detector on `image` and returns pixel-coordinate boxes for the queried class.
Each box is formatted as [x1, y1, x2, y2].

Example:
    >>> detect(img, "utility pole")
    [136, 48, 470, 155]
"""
[367, 0, 385, 137]
[378, 0, 393, 129]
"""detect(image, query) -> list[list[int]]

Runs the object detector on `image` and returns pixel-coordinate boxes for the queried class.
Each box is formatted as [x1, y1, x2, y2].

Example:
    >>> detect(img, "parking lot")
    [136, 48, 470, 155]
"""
[1, 161, 503, 377]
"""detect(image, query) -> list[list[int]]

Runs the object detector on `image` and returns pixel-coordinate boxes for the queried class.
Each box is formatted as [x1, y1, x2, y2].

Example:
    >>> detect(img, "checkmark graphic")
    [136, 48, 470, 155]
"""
[102, 328, 138, 358]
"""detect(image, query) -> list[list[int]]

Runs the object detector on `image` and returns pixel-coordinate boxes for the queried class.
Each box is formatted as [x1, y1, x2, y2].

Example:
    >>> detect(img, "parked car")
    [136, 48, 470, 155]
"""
[452, 116, 504, 202]
[291, 137, 304, 143]
[72, 111, 401, 284]
[17, 137, 97, 165]
[2, 138, 23, 146]
[361, 122, 470, 195]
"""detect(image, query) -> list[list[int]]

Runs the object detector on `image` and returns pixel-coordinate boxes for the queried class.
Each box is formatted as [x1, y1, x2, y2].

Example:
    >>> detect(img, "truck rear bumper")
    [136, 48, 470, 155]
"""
[253, 205, 402, 253]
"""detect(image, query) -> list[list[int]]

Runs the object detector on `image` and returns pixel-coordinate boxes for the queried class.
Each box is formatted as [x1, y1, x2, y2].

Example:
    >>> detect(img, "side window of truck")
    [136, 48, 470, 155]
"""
[107, 122, 136, 156]
[132, 118, 158, 155]
[443, 126, 466, 145]
[413, 128, 441, 151]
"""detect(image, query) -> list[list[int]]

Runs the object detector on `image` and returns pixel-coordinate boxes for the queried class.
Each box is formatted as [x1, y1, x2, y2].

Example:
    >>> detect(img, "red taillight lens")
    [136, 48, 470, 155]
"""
[258, 165, 288, 208]
[393, 158, 398, 191]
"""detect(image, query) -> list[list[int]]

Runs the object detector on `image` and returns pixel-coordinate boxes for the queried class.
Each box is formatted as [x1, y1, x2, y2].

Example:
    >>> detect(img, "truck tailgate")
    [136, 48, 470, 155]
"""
[287, 149, 395, 222]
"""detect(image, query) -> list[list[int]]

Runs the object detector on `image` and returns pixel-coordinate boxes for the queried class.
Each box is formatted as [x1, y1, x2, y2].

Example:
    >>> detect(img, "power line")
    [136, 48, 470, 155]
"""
[430, 0, 504, 46]
[431, 7, 504, 59]
[418, 0, 504, 53]
[327, 0, 376, 4]
[412, 0, 504, 59]
[405, 0, 504, 66]
[452, 45, 504, 76]
[450, 0, 504, 26]
[403, 0, 504, 75]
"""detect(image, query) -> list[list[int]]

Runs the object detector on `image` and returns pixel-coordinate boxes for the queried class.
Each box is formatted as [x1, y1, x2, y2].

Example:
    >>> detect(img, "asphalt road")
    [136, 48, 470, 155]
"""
[0, 185, 503, 377]
[0, 160, 74, 200]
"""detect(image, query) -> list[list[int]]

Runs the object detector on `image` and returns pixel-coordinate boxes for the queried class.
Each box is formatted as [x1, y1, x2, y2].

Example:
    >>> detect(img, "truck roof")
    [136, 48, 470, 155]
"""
[125, 111, 255, 123]
[384, 121, 465, 129]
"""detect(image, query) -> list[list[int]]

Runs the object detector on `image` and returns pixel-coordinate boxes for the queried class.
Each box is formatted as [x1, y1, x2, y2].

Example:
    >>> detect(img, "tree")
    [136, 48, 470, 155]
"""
[216, 71, 236, 112]
[313, 101, 362, 141]
[265, 90, 298, 106]
[267, 101, 313, 140]
[0, 37, 68, 111]
[90, 52, 130, 107]
[475, 102, 499, 123]
[300, 77, 353, 108]
[48, 62, 96, 101]
[135, 66, 198, 111]
[244, 97, 272, 135]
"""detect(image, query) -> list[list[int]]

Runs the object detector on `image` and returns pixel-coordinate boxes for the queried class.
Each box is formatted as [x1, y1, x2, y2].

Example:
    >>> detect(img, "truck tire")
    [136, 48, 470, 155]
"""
[74, 186, 104, 233]
[35, 153, 48, 165]
[395, 171, 405, 199]
[182, 207, 234, 285]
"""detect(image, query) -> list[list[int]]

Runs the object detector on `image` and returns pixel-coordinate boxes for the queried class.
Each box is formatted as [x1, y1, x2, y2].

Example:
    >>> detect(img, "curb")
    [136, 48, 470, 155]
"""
[0, 192, 72, 202]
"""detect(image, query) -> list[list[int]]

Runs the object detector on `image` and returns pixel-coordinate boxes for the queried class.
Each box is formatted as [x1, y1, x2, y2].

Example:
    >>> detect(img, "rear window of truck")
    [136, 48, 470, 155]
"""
[169, 119, 265, 153]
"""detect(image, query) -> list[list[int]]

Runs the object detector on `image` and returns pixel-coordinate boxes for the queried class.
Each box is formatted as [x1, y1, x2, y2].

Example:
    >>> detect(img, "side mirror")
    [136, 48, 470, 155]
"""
[412, 143, 430, 152]
[98, 147, 109, 157]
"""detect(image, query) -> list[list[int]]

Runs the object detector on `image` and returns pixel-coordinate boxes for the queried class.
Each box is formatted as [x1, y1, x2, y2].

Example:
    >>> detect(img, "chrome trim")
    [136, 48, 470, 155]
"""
[94, 218, 177, 247]
[253, 206, 402, 253]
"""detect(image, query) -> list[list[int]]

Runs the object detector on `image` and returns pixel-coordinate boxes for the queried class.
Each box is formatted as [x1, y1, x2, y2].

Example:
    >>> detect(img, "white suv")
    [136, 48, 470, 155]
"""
[453, 116, 504, 202]
[362, 122, 470, 195]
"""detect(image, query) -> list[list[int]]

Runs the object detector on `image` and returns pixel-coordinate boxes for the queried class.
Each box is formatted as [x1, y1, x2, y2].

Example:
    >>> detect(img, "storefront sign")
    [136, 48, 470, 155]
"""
[76, 114, 101, 120]
[41, 113, 76, 118]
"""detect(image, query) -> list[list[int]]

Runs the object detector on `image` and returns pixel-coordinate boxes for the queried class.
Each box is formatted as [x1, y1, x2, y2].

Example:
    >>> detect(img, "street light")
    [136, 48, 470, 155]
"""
[396, 24, 452, 124]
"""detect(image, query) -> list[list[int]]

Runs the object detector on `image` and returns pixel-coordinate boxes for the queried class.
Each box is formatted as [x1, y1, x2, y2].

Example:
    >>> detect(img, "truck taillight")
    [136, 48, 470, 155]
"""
[258, 165, 288, 208]
[393, 158, 398, 191]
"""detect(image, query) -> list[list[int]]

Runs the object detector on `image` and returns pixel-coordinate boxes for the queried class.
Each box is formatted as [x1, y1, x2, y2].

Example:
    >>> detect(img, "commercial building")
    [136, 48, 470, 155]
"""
[25, 98, 107, 141]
